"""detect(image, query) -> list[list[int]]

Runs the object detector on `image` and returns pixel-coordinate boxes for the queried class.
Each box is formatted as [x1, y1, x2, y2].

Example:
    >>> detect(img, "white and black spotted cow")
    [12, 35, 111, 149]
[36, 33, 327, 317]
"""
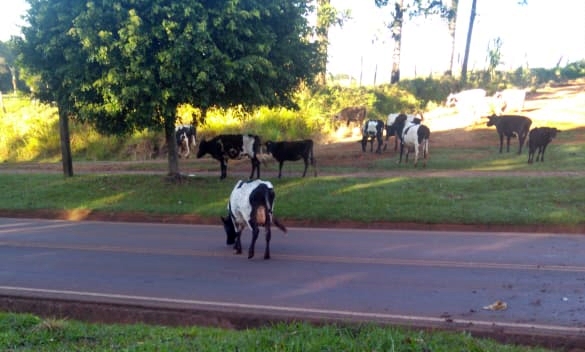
[196, 134, 261, 179]
[384, 113, 422, 152]
[394, 117, 430, 167]
[175, 124, 197, 158]
[361, 119, 385, 153]
[221, 179, 287, 259]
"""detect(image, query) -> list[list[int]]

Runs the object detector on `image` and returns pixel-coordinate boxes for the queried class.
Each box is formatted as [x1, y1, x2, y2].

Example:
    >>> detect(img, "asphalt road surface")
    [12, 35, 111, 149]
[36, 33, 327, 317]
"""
[1, 217, 585, 341]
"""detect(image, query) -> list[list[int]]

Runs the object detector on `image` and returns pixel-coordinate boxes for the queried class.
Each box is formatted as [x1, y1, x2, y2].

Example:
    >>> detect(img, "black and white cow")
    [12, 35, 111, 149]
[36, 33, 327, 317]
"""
[221, 179, 287, 259]
[394, 117, 430, 167]
[361, 119, 385, 153]
[486, 114, 532, 154]
[175, 124, 196, 158]
[265, 139, 317, 178]
[527, 127, 560, 163]
[384, 113, 422, 152]
[196, 134, 261, 180]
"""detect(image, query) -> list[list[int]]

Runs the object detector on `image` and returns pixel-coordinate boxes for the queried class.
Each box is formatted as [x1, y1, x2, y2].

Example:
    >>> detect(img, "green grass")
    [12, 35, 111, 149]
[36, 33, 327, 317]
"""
[0, 173, 583, 226]
[0, 313, 554, 352]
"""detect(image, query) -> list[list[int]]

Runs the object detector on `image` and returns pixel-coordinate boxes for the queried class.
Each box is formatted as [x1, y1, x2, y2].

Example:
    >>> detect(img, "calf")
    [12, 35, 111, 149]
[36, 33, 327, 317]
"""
[221, 179, 287, 259]
[362, 119, 385, 153]
[265, 139, 317, 178]
[394, 118, 430, 167]
[486, 114, 532, 154]
[527, 127, 560, 163]
[334, 106, 367, 127]
[175, 124, 196, 158]
[196, 134, 261, 179]
[384, 113, 422, 151]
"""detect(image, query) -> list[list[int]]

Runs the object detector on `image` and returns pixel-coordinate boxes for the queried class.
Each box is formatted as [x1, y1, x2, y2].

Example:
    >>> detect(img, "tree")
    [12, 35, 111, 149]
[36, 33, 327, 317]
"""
[17, 0, 91, 177]
[72, 0, 320, 178]
[375, 0, 406, 84]
[0, 41, 19, 93]
[315, 0, 348, 86]
[460, 0, 477, 84]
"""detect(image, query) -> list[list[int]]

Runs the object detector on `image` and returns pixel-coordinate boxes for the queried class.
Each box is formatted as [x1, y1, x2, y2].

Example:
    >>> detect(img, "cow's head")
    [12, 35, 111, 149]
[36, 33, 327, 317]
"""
[486, 115, 500, 127]
[445, 93, 458, 107]
[196, 139, 208, 158]
[221, 215, 238, 245]
[265, 141, 274, 155]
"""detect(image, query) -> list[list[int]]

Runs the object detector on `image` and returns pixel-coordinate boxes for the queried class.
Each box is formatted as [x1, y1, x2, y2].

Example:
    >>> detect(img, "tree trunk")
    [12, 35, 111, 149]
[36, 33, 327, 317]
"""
[58, 107, 73, 177]
[315, 0, 331, 86]
[447, 0, 459, 76]
[165, 116, 180, 178]
[460, 0, 477, 85]
[390, 0, 404, 84]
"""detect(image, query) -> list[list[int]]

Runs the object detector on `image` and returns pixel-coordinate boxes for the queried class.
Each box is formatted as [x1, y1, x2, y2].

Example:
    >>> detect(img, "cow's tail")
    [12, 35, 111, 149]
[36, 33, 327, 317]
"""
[265, 190, 287, 235]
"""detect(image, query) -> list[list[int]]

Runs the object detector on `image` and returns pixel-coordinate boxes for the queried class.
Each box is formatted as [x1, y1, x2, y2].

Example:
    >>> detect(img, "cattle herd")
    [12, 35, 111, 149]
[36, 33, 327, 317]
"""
[173, 87, 561, 259]
[175, 87, 558, 181]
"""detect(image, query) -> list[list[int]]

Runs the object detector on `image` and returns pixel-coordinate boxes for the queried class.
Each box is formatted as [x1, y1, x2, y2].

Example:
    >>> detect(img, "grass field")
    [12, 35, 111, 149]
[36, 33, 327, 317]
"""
[1, 313, 555, 352]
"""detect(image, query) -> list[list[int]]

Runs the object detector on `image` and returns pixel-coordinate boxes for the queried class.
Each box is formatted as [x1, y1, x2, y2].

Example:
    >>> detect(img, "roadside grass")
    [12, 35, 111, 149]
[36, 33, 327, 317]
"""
[0, 173, 583, 226]
[0, 312, 553, 352]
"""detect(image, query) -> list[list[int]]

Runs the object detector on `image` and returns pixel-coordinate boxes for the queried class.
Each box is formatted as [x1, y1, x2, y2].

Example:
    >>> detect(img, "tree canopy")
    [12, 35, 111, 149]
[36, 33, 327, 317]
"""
[18, 0, 321, 177]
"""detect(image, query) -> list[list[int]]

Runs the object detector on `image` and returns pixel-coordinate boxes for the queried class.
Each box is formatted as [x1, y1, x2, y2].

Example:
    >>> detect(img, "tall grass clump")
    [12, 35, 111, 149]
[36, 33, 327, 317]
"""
[0, 97, 60, 161]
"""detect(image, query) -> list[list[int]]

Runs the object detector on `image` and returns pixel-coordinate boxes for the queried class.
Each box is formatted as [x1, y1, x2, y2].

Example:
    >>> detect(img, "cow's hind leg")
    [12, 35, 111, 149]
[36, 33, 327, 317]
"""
[250, 157, 261, 179]
[220, 160, 228, 179]
[302, 158, 309, 177]
[234, 231, 242, 254]
[264, 223, 272, 260]
[248, 225, 259, 259]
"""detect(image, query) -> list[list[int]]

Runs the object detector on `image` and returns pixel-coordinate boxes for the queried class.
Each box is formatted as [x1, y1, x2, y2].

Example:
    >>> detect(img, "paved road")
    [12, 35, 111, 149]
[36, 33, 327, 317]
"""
[1, 217, 585, 339]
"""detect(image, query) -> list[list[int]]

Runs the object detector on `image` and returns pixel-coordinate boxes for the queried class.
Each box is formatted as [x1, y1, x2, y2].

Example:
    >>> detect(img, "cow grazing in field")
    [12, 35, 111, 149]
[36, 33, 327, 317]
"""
[527, 127, 560, 163]
[334, 106, 367, 127]
[175, 124, 196, 158]
[361, 119, 385, 153]
[494, 89, 526, 115]
[486, 114, 532, 154]
[394, 117, 430, 167]
[221, 179, 287, 259]
[384, 113, 422, 152]
[265, 139, 317, 178]
[196, 134, 261, 179]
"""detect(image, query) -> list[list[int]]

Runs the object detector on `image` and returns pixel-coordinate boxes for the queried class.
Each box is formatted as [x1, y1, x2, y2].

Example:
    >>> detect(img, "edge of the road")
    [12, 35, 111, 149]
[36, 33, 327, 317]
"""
[1, 286, 585, 350]
[1, 209, 584, 234]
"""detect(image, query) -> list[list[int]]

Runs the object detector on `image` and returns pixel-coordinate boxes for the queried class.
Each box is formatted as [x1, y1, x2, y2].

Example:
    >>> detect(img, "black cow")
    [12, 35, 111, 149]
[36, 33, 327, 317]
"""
[175, 124, 196, 158]
[361, 119, 385, 153]
[221, 179, 287, 259]
[528, 127, 560, 163]
[196, 134, 261, 180]
[486, 114, 532, 154]
[265, 139, 317, 178]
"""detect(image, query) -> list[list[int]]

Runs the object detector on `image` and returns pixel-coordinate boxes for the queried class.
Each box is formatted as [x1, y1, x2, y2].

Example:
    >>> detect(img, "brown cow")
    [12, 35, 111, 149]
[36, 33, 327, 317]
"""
[333, 106, 367, 127]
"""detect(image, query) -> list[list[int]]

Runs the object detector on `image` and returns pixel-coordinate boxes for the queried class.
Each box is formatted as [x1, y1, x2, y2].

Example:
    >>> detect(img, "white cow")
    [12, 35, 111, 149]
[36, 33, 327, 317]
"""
[494, 89, 526, 115]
